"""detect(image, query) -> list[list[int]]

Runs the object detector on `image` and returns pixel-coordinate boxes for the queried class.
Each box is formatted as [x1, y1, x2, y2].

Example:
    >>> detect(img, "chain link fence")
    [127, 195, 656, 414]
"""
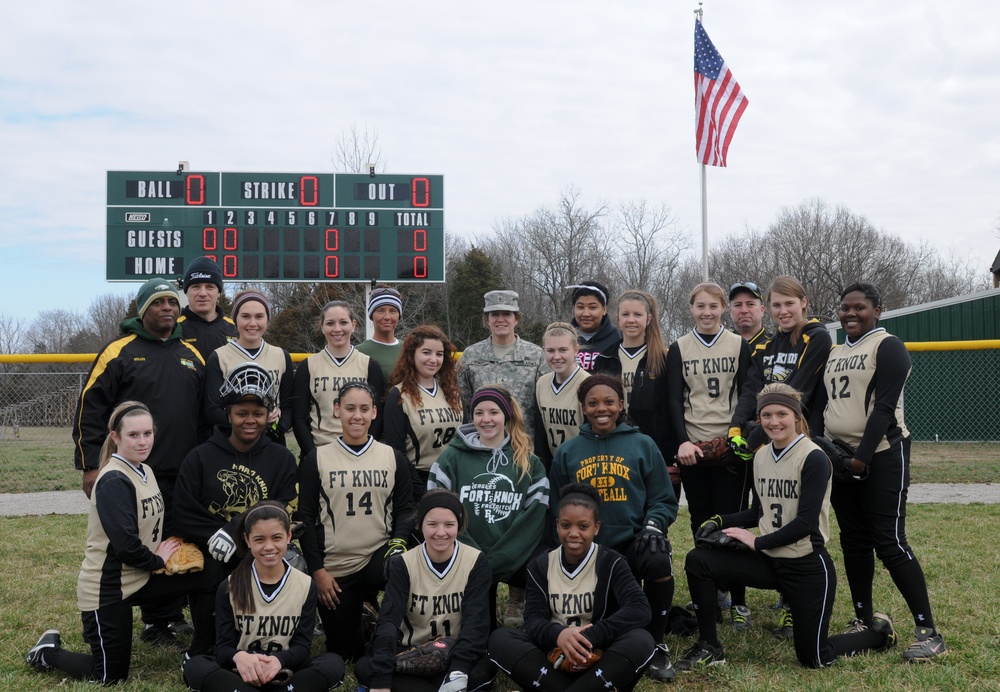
[2, 345, 998, 494]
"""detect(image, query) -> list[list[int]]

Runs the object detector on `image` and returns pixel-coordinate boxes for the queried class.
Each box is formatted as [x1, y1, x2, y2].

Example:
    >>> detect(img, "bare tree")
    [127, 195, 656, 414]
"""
[483, 187, 612, 326]
[662, 199, 985, 334]
[87, 293, 132, 345]
[334, 123, 388, 174]
[27, 310, 88, 354]
[0, 314, 26, 355]
[609, 199, 691, 335]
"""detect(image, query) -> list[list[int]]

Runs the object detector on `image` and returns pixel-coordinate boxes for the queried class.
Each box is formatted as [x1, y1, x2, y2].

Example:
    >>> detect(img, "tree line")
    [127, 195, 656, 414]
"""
[0, 194, 987, 362]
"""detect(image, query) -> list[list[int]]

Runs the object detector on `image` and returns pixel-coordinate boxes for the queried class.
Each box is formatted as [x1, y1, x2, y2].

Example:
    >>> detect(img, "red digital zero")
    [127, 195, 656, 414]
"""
[186, 175, 205, 205]
[300, 176, 318, 206]
[411, 177, 430, 207]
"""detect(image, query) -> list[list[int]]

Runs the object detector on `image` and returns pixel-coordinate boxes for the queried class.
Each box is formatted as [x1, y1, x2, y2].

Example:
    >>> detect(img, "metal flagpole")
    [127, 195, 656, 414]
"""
[695, 3, 709, 281]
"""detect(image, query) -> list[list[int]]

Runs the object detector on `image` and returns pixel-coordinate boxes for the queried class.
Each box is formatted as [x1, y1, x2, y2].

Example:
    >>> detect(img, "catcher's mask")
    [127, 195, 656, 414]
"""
[220, 362, 277, 411]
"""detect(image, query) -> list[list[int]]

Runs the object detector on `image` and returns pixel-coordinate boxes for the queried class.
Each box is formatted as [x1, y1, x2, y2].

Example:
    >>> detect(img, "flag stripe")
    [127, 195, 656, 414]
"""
[694, 19, 747, 167]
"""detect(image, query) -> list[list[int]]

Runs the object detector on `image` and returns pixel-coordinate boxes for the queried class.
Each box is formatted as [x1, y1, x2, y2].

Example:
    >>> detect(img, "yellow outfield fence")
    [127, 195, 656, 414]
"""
[0, 341, 997, 494]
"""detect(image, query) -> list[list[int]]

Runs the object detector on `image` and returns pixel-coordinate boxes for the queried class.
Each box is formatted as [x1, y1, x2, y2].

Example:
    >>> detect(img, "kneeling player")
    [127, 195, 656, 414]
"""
[680, 384, 897, 671]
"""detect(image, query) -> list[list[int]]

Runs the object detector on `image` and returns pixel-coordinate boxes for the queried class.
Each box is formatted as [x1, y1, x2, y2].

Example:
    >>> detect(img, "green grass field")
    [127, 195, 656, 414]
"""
[1, 427, 997, 493]
[3, 504, 1000, 691]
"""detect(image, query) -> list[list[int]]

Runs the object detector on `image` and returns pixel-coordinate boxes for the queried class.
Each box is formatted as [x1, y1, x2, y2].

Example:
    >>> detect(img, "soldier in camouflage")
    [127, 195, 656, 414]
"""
[457, 290, 548, 441]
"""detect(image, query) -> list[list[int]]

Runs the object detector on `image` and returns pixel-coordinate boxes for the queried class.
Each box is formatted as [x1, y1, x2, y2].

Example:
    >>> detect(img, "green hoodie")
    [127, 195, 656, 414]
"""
[550, 422, 678, 552]
[428, 423, 550, 582]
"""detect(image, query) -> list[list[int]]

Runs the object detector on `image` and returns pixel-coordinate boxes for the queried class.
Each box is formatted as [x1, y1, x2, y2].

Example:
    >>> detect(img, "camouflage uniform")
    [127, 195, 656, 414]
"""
[457, 336, 548, 440]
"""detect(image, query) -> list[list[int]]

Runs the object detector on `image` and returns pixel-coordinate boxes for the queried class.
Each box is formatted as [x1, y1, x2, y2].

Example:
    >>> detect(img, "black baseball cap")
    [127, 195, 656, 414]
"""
[729, 281, 764, 302]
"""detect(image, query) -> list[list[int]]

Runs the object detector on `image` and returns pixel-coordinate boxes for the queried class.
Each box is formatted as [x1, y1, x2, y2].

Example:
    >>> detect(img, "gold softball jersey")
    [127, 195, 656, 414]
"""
[315, 437, 398, 577]
[214, 341, 289, 404]
[822, 329, 909, 453]
[394, 384, 463, 472]
[229, 566, 313, 653]
[753, 435, 831, 559]
[77, 456, 164, 611]
[303, 347, 374, 446]
[545, 543, 600, 627]
[398, 542, 482, 646]
[676, 329, 744, 442]
[535, 367, 589, 457]
[617, 344, 646, 411]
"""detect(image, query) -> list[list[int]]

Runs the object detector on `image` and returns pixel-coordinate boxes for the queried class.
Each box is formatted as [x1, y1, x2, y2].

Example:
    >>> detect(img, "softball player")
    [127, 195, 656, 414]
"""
[355, 490, 496, 692]
[428, 386, 550, 631]
[727, 275, 833, 638]
[818, 282, 945, 661]
[27, 402, 216, 685]
[489, 482, 657, 691]
[680, 383, 897, 671]
[594, 290, 677, 496]
[567, 281, 621, 373]
[298, 382, 414, 662]
[292, 300, 386, 459]
[549, 374, 679, 683]
[667, 284, 751, 530]
[534, 322, 590, 471]
[202, 290, 294, 443]
[383, 325, 464, 500]
[182, 501, 345, 691]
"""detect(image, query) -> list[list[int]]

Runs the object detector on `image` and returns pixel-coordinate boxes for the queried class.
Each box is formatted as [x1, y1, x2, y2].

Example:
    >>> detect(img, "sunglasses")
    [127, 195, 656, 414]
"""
[730, 281, 763, 301]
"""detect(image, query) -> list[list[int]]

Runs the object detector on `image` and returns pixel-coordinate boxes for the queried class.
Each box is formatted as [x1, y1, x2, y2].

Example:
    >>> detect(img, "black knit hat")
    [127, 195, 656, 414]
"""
[182, 256, 224, 292]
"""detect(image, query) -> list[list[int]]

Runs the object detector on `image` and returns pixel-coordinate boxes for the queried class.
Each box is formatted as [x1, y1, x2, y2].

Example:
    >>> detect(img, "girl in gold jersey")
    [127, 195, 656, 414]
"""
[26, 402, 215, 685]
[384, 325, 464, 500]
[183, 501, 344, 692]
[489, 483, 656, 691]
[357, 490, 495, 692]
[820, 283, 945, 662]
[680, 384, 896, 672]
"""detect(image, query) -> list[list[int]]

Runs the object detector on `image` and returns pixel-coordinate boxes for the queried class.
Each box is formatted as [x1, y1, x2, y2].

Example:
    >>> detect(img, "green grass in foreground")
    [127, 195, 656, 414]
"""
[2, 431, 998, 493]
[3, 505, 1000, 691]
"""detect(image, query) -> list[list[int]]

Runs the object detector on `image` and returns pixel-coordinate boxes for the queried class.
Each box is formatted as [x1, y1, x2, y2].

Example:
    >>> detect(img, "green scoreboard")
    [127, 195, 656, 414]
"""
[106, 171, 444, 282]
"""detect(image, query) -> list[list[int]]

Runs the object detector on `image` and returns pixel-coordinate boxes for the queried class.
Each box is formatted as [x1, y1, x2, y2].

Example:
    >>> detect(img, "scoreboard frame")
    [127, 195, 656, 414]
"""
[106, 170, 445, 283]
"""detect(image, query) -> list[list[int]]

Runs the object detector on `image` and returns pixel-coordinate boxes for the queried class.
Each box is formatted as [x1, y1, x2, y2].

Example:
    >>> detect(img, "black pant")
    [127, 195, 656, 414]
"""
[316, 553, 385, 661]
[489, 626, 656, 691]
[48, 569, 215, 685]
[679, 460, 752, 535]
[685, 545, 840, 668]
[831, 436, 935, 628]
[183, 652, 344, 691]
[354, 654, 496, 691]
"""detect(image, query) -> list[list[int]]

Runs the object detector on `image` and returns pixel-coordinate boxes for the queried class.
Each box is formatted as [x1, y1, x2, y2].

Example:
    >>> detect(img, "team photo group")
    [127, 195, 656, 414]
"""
[24, 254, 945, 691]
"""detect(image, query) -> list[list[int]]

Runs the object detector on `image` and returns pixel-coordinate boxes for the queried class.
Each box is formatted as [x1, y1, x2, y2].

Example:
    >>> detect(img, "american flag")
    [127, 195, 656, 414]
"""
[694, 19, 748, 167]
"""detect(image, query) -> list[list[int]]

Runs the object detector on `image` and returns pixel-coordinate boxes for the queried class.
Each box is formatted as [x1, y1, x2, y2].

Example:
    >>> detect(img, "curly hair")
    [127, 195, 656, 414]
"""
[388, 325, 461, 410]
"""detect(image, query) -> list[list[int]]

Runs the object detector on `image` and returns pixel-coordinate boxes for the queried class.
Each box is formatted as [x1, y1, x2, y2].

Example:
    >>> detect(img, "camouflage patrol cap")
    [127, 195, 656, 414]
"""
[483, 290, 520, 313]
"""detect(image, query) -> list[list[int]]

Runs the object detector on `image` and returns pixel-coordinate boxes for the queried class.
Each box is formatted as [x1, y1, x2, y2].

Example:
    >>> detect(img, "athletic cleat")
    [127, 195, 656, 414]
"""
[361, 601, 379, 643]
[646, 643, 676, 682]
[503, 586, 525, 628]
[26, 629, 61, 672]
[842, 618, 868, 635]
[675, 640, 725, 671]
[716, 590, 730, 624]
[731, 605, 752, 631]
[870, 612, 897, 651]
[140, 623, 186, 651]
[168, 619, 194, 635]
[771, 607, 794, 640]
[903, 628, 947, 662]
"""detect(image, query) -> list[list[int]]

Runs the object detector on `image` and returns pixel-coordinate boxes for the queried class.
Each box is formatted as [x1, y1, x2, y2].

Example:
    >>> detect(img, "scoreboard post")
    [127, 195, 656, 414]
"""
[105, 171, 445, 283]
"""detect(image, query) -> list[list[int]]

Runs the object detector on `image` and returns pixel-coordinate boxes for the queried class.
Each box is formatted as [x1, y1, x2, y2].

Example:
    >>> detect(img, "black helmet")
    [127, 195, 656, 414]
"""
[219, 362, 277, 411]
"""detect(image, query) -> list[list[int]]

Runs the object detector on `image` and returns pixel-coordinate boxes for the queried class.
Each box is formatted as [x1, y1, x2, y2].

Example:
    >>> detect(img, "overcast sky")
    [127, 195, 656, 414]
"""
[3, 1, 998, 326]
